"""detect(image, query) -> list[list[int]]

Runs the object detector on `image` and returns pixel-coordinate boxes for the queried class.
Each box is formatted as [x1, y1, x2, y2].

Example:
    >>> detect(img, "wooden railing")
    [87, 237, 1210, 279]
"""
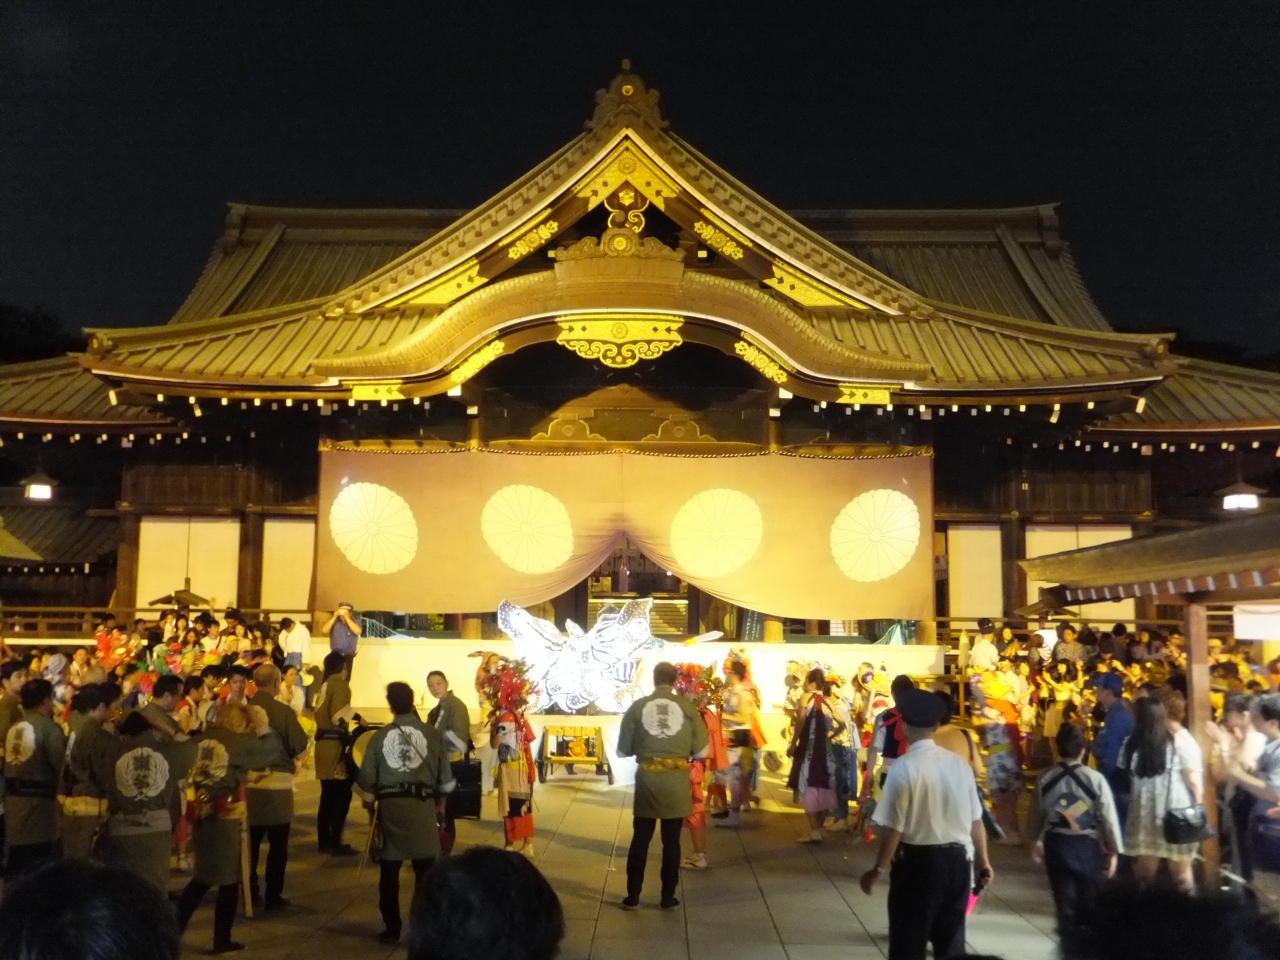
[0, 607, 315, 644]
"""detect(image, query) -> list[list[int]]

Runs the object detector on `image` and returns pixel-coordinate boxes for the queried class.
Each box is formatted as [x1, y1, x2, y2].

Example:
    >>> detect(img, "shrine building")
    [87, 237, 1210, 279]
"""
[2, 65, 1279, 645]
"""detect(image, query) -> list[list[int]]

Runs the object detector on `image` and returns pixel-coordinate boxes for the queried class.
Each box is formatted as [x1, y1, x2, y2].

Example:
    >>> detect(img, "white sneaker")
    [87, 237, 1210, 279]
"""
[826, 819, 850, 833]
[681, 854, 708, 870]
[715, 812, 741, 829]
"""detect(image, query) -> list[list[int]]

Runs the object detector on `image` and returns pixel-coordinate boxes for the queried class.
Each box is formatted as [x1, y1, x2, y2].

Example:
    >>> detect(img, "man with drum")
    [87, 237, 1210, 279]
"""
[357, 682, 456, 945]
[313, 651, 357, 856]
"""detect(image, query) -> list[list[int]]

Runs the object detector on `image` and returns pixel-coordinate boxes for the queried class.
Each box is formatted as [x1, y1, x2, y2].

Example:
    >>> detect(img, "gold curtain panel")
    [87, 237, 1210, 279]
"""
[315, 449, 934, 620]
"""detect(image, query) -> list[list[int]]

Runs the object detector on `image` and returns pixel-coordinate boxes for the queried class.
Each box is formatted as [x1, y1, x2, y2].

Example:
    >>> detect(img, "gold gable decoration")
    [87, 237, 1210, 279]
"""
[556, 314, 683, 369]
[837, 383, 893, 405]
[449, 340, 506, 386]
[733, 340, 788, 385]
[574, 142, 681, 212]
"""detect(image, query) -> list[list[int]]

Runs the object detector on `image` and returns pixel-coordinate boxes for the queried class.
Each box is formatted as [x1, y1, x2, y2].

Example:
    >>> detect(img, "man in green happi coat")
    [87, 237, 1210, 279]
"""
[426, 669, 471, 855]
[94, 709, 199, 893]
[0, 660, 30, 864]
[62, 682, 123, 859]
[617, 661, 708, 911]
[313, 651, 357, 855]
[358, 682, 456, 944]
[137, 674, 183, 739]
[4, 678, 67, 878]
[175, 700, 283, 955]
[245, 663, 308, 911]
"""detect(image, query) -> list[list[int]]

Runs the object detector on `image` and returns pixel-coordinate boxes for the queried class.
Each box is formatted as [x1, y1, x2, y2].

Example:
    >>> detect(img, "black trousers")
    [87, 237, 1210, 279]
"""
[6, 841, 58, 880]
[887, 844, 969, 960]
[379, 858, 433, 935]
[1044, 833, 1103, 938]
[626, 817, 683, 900]
[176, 880, 240, 949]
[248, 822, 291, 904]
[317, 778, 354, 850]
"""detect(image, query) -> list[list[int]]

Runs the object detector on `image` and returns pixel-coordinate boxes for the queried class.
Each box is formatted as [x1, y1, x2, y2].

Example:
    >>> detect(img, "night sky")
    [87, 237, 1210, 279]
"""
[2, 3, 1277, 353]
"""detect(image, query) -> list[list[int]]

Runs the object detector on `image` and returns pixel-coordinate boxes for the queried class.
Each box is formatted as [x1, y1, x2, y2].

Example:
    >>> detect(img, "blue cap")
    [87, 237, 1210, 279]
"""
[1093, 673, 1124, 695]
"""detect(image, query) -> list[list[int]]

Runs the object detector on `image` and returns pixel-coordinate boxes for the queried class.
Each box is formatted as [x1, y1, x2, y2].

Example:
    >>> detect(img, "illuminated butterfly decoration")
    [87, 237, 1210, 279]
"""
[497, 599, 663, 713]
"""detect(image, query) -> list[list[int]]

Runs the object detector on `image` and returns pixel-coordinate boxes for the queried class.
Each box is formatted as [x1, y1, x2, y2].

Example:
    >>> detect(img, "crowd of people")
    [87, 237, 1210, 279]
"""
[3, 606, 1280, 960]
[0, 602, 545, 952]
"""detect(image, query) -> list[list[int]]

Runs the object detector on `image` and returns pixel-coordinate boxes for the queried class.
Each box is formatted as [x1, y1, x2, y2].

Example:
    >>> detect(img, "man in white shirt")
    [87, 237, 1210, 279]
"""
[277, 618, 313, 670]
[968, 619, 1000, 673]
[860, 688, 993, 960]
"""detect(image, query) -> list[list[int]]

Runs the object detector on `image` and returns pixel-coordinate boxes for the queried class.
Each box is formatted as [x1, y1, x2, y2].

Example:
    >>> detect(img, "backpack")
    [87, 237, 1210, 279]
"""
[1041, 762, 1098, 834]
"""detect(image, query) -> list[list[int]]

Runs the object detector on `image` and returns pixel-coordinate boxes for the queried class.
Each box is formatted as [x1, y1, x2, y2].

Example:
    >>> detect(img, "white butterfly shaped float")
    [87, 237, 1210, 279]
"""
[496, 599, 721, 714]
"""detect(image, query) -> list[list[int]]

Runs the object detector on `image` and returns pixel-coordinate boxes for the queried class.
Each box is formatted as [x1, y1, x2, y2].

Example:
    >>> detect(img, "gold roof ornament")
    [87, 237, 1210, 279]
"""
[586, 60, 667, 130]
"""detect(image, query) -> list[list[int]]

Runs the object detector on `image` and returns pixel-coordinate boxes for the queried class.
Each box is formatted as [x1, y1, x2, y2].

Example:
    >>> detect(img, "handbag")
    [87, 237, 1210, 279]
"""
[448, 750, 484, 820]
[1161, 744, 1214, 845]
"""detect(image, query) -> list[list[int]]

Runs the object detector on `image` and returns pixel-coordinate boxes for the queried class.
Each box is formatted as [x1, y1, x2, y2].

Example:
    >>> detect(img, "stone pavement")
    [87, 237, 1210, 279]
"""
[179, 771, 1059, 959]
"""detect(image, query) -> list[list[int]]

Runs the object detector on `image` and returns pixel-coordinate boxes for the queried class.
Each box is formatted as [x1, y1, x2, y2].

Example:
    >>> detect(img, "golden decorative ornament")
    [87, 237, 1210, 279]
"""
[481, 484, 574, 574]
[693, 221, 745, 260]
[620, 84, 634, 96]
[402, 259, 486, 306]
[670, 488, 763, 578]
[507, 220, 560, 260]
[329, 482, 419, 575]
[830, 489, 920, 583]
[838, 383, 893, 405]
[733, 340, 788, 384]
[765, 262, 858, 308]
[575, 143, 678, 211]
[449, 340, 506, 385]
[556, 313, 683, 369]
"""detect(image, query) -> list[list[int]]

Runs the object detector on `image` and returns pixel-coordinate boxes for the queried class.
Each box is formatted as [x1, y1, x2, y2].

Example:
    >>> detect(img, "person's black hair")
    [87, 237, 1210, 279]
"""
[0, 859, 180, 960]
[890, 674, 915, 699]
[1255, 693, 1280, 726]
[97, 682, 122, 707]
[1062, 879, 1280, 960]
[100, 613, 116, 624]
[118, 663, 138, 678]
[144, 628, 163, 650]
[652, 662, 678, 687]
[151, 674, 182, 700]
[69, 687, 97, 715]
[1112, 623, 1128, 637]
[279, 617, 295, 630]
[387, 682, 416, 715]
[200, 663, 225, 680]
[1, 659, 28, 683]
[323, 651, 346, 678]
[1056, 722, 1088, 760]
[227, 664, 253, 681]
[182, 675, 205, 696]
[1057, 620, 1075, 638]
[1054, 660, 1080, 682]
[934, 690, 957, 722]
[407, 847, 564, 960]
[224, 607, 243, 623]
[428, 669, 449, 684]
[118, 711, 152, 737]
[728, 661, 747, 680]
[1120, 696, 1172, 779]
[804, 667, 825, 689]
[19, 677, 53, 710]
[133, 618, 146, 628]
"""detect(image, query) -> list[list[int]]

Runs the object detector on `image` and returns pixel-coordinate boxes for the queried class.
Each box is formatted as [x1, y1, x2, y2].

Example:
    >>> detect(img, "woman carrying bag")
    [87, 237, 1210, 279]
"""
[1116, 692, 1208, 892]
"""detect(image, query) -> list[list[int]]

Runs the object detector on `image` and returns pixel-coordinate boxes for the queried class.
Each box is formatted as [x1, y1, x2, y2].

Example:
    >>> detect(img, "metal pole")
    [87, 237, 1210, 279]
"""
[1184, 601, 1220, 882]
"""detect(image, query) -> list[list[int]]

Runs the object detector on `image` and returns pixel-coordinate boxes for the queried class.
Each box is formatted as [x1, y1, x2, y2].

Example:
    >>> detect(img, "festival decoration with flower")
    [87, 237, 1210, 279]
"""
[672, 662, 724, 710]
[476, 656, 538, 719]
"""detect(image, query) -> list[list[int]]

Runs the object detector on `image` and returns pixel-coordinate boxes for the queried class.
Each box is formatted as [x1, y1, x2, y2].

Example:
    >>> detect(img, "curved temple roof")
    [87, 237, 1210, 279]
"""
[0, 66, 1276, 435]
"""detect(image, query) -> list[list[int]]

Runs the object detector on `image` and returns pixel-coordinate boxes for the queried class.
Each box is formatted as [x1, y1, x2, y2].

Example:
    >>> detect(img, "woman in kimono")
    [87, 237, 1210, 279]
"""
[786, 669, 844, 844]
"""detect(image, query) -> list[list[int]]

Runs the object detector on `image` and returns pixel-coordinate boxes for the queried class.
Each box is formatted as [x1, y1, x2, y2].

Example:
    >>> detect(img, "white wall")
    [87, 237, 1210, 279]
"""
[946, 524, 1004, 620]
[261, 518, 315, 613]
[1025, 523, 1135, 623]
[136, 517, 241, 611]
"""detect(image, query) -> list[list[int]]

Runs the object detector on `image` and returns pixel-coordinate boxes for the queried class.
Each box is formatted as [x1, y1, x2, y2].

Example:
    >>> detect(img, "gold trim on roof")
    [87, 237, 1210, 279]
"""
[734, 340, 788, 384]
[449, 340, 506, 385]
[574, 142, 680, 212]
[556, 313, 683, 368]
[350, 381, 406, 401]
[838, 383, 893, 405]
[399, 259, 486, 306]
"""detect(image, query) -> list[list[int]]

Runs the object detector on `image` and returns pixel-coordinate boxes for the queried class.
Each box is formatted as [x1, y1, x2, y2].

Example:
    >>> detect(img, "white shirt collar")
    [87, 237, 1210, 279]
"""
[906, 738, 938, 754]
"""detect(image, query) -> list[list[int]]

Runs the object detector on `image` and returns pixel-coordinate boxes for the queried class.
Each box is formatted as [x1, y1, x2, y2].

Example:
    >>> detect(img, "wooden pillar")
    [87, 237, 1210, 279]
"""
[1001, 512, 1026, 619]
[762, 614, 784, 643]
[1185, 601, 1220, 879]
[686, 583, 702, 635]
[114, 512, 140, 610]
[237, 511, 264, 611]
[443, 614, 462, 634]
[461, 614, 483, 640]
[805, 619, 821, 636]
